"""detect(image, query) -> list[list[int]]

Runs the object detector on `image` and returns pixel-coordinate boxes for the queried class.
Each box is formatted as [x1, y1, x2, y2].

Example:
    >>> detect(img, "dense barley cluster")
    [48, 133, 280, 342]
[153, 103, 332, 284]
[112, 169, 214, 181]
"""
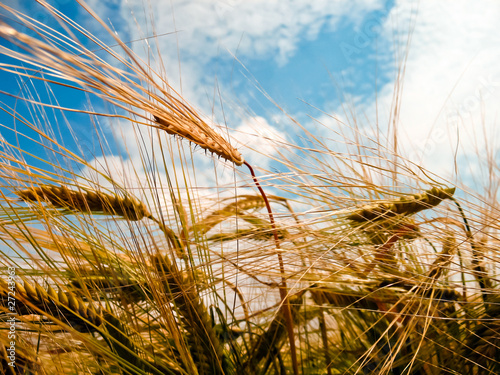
[0, 2, 499, 375]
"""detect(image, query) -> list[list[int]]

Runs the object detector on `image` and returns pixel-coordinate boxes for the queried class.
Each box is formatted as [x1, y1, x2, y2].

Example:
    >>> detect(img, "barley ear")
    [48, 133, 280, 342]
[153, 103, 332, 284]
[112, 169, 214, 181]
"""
[189, 195, 267, 236]
[16, 185, 151, 221]
[0, 279, 103, 331]
[154, 115, 244, 166]
[348, 186, 456, 222]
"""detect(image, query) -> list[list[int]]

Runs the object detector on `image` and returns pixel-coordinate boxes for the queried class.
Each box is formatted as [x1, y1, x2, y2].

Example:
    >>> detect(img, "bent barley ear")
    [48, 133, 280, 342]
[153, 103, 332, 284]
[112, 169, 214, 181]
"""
[154, 115, 244, 166]
[348, 186, 456, 222]
[16, 185, 151, 221]
[0, 19, 244, 167]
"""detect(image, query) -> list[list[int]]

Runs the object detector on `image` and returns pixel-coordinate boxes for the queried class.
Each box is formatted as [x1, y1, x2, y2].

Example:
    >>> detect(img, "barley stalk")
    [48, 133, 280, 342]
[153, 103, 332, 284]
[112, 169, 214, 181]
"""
[318, 308, 333, 375]
[450, 197, 492, 302]
[245, 290, 305, 373]
[152, 254, 227, 375]
[244, 161, 299, 375]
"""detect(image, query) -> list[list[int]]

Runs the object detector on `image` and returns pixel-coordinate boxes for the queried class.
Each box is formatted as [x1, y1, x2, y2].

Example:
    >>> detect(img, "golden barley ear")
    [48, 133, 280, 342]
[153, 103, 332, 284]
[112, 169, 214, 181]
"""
[0, 279, 178, 373]
[189, 195, 290, 244]
[0, 278, 103, 332]
[0, 18, 243, 167]
[347, 186, 456, 222]
[239, 213, 289, 239]
[154, 115, 244, 166]
[16, 185, 151, 221]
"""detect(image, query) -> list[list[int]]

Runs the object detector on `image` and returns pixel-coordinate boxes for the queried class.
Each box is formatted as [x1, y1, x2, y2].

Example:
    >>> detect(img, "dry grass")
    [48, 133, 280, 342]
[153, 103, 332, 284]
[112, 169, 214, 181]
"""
[0, 2, 499, 375]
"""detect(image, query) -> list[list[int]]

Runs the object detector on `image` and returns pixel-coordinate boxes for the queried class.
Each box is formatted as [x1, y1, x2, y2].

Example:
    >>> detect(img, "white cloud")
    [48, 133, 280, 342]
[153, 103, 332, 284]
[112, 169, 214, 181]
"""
[84, 0, 385, 106]
[73, 0, 389, 199]
[234, 115, 287, 167]
[120, 0, 384, 64]
[313, 1, 500, 184]
[379, 1, 500, 178]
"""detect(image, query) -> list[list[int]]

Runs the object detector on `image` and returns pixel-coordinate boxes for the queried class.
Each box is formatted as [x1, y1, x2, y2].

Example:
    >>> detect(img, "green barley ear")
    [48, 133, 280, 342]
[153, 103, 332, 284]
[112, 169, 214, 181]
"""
[16, 185, 151, 221]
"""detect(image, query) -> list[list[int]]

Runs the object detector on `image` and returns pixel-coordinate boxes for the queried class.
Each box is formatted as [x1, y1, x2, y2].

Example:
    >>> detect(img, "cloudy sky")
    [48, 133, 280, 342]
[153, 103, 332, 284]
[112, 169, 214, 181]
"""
[1, 0, 500, 193]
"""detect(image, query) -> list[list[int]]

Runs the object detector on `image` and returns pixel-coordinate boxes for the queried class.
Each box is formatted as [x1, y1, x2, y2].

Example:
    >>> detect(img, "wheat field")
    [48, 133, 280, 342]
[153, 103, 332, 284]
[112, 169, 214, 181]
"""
[0, 1, 499, 374]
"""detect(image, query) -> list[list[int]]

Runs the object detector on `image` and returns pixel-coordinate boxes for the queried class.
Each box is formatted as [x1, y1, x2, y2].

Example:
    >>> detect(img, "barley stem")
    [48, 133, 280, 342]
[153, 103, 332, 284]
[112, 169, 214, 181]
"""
[244, 161, 298, 375]
[451, 197, 491, 302]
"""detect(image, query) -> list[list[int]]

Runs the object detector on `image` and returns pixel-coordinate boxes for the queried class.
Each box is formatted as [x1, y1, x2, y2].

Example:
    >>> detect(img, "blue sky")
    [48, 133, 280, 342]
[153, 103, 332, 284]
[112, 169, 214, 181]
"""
[1, 0, 500, 194]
